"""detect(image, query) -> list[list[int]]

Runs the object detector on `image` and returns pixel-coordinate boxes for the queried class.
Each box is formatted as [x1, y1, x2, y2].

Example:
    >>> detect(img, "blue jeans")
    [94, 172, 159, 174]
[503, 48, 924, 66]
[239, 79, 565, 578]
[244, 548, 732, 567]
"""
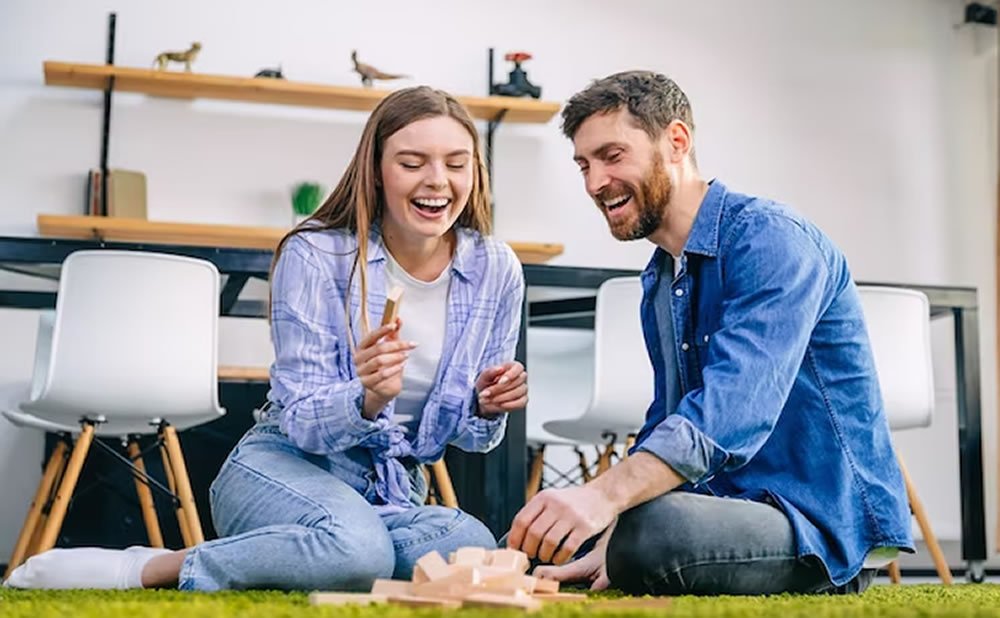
[178, 421, 496, 591]
[606, 492, 875, 595]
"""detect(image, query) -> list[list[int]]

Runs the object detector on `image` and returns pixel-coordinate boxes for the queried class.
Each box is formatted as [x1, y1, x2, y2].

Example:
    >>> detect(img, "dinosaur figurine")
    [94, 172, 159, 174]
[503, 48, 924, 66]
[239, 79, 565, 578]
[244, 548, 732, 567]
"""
[351, 50, 408, 88]
[152, 42, 202, 72]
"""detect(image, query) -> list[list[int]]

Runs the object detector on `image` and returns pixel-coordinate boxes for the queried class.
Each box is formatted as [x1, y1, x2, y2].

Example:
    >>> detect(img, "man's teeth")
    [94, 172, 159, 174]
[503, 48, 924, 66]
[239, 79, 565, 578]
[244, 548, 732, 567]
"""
[413, 198, 450, 208]
[603, 194, 630, 209]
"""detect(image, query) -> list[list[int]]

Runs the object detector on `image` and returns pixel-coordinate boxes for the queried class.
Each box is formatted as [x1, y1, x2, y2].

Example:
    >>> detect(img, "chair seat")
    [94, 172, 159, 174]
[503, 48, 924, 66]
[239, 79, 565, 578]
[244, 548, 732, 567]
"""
[543, 417, 642, 444]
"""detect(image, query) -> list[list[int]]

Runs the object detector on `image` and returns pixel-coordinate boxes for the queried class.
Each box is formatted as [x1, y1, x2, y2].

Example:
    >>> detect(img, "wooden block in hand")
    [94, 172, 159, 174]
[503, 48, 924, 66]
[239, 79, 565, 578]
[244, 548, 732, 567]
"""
[464, 591, 543, 612]
[371, 579, 413, 596]
[488, 549, 531, 574]
[453, 547, 489, 566]
[309, 592, 387, 606]
[415, 550, 451, 581]
[380, 285, 403, 327]
[530, 576, 559, 594]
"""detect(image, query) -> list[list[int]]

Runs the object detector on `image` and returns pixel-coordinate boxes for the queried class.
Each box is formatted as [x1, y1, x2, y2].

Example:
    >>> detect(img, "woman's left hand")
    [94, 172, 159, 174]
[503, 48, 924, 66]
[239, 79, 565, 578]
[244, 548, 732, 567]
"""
[475, 361, 528, 416]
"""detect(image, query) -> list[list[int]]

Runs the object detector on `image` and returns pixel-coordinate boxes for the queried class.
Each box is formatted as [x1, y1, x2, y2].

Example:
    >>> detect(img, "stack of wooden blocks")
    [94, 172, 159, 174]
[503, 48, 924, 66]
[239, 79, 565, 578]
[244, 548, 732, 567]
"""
[309, 547, 584, 611]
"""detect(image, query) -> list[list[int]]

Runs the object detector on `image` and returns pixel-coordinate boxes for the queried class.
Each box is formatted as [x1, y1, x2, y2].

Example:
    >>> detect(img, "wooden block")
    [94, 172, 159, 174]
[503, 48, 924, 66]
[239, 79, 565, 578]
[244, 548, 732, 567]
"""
[415, 550, 451, 581]
[463, 591, 543, 612]
[411, 566, 481, 599]
[380, 285, 403, 327]
[587, 597, 672, 610]
[453, 546, 489, 566]
[480, 566, 531, 594]
[412, 566, 429, 584]
[531, 577, 560, 594]
[532, 592, 588, 603]
[309, 592, 387, 606]
[371, 579, 412, 596]
[388, 594, 462, 609]
[489, 548, 530, 573]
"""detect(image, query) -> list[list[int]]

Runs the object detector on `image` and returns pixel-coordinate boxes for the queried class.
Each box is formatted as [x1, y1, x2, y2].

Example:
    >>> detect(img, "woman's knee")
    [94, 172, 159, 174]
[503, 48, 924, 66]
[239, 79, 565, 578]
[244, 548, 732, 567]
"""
[309, 523, 395, 590]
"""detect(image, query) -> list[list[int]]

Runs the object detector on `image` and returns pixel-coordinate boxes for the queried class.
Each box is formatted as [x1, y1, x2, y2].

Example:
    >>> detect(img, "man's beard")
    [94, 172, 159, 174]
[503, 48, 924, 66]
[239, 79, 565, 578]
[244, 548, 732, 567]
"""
[599, 153, 672, 241]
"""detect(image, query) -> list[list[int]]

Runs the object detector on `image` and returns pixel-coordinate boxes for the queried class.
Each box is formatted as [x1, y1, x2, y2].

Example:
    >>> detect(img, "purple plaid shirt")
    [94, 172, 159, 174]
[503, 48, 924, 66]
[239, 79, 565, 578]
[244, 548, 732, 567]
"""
[266, 223, 524, 512]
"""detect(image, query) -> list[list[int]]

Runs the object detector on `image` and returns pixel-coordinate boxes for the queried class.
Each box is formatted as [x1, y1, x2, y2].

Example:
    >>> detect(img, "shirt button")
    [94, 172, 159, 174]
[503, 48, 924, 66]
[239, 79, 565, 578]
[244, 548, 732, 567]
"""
[681, 342, 690, 351]
[674, 288, 684, 297]
[703, 335, 710, 343]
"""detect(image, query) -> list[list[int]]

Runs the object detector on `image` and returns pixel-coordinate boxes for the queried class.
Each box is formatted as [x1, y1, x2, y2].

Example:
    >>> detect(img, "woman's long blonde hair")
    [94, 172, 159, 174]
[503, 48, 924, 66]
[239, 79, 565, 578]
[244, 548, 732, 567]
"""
[270, 86, 492, 345]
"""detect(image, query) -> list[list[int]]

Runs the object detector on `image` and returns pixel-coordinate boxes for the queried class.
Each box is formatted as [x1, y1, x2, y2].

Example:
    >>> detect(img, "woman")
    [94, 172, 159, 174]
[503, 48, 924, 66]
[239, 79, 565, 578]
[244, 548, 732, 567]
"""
[5, 86, 528, 591]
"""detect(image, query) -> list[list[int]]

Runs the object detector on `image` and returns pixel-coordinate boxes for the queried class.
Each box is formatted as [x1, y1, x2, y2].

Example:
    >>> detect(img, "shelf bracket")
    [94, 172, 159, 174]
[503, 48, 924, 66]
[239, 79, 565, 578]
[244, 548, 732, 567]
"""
[99, 12, 117, 217]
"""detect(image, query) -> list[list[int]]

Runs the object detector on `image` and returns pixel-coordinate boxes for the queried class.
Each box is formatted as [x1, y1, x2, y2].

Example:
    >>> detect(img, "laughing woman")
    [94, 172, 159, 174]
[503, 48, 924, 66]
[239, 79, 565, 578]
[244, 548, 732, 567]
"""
[5, 86, 527, 591]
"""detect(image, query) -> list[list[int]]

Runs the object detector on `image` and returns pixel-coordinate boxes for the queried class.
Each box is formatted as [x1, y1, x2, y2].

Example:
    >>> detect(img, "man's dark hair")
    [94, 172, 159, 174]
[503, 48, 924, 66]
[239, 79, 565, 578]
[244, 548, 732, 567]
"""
[561, 71, 696, 163]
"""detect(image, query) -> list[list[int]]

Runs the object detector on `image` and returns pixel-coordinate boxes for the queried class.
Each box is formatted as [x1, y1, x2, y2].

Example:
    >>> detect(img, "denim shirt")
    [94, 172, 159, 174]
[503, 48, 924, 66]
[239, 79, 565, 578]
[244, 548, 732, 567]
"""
[632, 180, 914, 586]
[266, 223, 524, 513]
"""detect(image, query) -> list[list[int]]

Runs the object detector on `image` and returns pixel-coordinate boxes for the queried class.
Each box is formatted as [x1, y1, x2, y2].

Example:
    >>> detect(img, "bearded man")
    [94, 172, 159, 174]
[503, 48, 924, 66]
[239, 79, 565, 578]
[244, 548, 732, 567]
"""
[506, 71, 914, 596]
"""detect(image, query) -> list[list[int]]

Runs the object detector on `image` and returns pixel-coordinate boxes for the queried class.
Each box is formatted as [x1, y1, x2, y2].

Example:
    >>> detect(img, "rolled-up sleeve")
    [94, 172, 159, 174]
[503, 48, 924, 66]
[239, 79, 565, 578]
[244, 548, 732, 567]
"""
[636, 214, 831, 485]
[269, 236, 382, 454]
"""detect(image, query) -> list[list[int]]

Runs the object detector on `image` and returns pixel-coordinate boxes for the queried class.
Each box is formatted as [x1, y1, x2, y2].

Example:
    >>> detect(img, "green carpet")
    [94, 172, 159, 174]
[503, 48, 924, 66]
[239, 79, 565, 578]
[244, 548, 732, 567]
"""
[3, 585, 1000, 617]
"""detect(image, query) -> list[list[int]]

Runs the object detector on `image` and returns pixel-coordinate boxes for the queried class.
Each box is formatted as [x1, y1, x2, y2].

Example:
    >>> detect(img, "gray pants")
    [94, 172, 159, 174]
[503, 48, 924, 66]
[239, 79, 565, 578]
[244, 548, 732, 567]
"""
[606, 492, 875, 596]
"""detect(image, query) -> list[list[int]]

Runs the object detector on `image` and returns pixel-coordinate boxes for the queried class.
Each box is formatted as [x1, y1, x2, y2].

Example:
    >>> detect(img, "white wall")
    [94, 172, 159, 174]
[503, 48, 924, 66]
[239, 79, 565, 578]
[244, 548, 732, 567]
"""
[0, 0, 996, 568]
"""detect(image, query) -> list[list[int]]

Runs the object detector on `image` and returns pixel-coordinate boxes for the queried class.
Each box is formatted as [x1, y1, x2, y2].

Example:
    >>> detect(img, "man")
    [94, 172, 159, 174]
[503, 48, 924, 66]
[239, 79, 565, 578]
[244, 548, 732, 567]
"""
[507, 71, 913, 595]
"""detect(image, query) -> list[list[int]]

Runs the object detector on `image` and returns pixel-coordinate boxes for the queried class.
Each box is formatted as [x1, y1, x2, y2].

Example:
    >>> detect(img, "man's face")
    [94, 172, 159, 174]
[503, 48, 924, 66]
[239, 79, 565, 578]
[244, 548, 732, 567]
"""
[572, 109, 672, 241]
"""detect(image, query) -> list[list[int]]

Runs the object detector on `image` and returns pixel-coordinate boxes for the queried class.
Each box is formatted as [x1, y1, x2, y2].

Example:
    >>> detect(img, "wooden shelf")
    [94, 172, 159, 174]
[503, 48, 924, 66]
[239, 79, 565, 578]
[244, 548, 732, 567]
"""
[43, 61, 562, 124]
[218, 365, 270, 382]
[36, 214, 564, 265]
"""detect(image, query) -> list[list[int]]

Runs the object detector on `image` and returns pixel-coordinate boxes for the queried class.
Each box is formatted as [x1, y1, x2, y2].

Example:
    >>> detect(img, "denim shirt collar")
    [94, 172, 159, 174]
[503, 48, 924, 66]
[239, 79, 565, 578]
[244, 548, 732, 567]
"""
[683, 178, 727, 258]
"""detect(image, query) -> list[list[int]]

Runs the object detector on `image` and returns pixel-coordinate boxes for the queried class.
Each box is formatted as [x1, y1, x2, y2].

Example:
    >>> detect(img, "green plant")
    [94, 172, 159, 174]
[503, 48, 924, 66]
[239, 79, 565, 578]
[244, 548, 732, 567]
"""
[291, 182, 324, 216]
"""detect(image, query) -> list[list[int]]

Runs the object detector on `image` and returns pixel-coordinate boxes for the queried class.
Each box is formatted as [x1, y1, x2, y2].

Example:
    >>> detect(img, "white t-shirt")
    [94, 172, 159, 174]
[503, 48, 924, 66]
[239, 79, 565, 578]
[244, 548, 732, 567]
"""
[384, 248, 451, 440]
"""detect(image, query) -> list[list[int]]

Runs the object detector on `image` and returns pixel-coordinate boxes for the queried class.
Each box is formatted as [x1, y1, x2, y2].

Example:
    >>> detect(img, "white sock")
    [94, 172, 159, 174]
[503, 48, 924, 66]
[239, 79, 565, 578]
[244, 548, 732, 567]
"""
[3, 546, 174, 589]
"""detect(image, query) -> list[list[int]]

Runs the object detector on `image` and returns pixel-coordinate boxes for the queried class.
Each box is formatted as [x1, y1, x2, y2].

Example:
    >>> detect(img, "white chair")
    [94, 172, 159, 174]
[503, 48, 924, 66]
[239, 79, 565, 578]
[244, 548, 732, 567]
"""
[857, 285, 952, 585]
[524, 326, 596, 498]
[542, 277, 654, 477]
[2, 250, 226, 579]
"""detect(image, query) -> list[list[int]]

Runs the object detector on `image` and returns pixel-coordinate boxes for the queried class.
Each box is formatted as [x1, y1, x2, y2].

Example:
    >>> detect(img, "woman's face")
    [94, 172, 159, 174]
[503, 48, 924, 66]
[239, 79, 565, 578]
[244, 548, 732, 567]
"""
[379, 115, 474, 243]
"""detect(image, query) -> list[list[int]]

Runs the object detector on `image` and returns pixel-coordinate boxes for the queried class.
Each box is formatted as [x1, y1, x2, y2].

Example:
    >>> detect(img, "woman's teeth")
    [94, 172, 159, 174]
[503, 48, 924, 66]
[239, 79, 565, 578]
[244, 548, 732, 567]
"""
[412, 197, 451, 212]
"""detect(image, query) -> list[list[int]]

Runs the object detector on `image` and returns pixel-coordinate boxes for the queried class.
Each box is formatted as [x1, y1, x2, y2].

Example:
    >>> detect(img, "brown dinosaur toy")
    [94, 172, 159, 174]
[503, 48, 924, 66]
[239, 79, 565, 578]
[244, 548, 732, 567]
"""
[351, 50, 408, 87]
[152, 42, 202, 72]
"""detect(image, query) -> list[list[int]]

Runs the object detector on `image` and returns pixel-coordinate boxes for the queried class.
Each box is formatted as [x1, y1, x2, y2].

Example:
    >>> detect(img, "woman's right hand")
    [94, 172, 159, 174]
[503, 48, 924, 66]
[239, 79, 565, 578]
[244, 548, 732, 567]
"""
[354, 319, 416, 418]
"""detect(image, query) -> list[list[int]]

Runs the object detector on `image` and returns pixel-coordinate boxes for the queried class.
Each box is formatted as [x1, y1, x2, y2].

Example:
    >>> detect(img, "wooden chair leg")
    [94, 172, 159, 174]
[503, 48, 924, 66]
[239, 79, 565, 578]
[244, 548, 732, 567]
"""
[526, 445, 546, 502]
[897, 455, 953, 585]
[887, 561, 902, 584]
[422, 466, 438, 505]
[430, 459, 459, 508]
[25, 443, 68, 561]
[624, 434, 636, 457]
[596, 443, 616, 476]
[35, 424, 95, 554]
[161, 425, 204, 545]
[127, 440, 164, 548]
[160, 442, 192, 546]
[4, 439, 69, 578]
[574, 448, 593, 483]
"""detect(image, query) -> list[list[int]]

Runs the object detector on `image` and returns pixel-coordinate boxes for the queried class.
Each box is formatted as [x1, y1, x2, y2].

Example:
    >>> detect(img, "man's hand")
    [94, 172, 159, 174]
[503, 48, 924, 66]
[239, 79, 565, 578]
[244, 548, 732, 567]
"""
[476, 361, 527, 415]
[507, 486, 616, 565]
[533, 523, 614, 590]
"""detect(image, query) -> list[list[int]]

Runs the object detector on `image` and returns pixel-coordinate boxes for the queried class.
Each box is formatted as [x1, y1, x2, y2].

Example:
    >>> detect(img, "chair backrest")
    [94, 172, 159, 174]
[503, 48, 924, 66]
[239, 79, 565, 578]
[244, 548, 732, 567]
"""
[22, 250, 225, 431]
[525, 326, 595, 444]
[856, 285, 934, 431]
[587, 276, 655, 434]
[542, 277, 654, 443]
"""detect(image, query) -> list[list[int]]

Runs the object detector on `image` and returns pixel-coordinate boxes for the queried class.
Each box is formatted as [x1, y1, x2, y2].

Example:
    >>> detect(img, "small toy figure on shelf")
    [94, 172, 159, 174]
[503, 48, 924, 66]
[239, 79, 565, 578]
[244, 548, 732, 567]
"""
[491, 51, 541, 99]
[254, 65, 284, 79]
[351, 50, 408, 87]
[152, 42, 202, 72]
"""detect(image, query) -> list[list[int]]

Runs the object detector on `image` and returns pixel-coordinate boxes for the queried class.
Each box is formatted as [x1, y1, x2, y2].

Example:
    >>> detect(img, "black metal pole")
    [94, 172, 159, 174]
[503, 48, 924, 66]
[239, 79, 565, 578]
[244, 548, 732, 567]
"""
[100, 12, 116, 216]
